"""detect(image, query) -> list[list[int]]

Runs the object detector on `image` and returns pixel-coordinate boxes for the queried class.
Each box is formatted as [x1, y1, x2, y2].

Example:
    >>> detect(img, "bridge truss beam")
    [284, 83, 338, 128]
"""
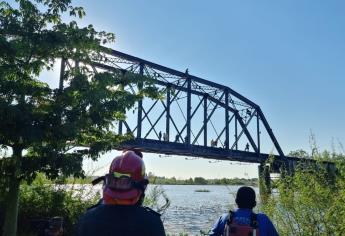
[61, 47, 287, 164]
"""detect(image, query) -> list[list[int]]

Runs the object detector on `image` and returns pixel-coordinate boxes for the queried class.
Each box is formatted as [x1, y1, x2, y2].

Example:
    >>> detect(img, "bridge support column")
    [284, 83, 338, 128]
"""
[186, 74, 191, 145]
[203, 95, 207, 146]
[137, 63, 144, 138]
[166, 85, 171, 142]
[258, 163, 271, 204]
[225, 89, 229, 149]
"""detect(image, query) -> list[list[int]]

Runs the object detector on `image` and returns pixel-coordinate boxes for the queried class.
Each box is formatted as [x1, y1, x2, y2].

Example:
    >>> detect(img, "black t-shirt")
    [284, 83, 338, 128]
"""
[77, 204, 166, 236]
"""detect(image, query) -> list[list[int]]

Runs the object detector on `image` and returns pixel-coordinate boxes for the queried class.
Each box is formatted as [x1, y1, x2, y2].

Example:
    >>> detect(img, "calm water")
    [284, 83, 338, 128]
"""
[78, 184, 258, 235]
[147, 185, 259, 235]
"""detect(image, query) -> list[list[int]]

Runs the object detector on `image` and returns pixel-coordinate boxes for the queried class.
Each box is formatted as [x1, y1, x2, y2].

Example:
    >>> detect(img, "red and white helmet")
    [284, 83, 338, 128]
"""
[103, 150, 148, 205]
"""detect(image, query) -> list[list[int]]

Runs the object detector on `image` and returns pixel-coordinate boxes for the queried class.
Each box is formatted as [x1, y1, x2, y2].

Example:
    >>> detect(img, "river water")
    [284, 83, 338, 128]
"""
[83, 184, 258, 235]
[147, 185, 259, 235]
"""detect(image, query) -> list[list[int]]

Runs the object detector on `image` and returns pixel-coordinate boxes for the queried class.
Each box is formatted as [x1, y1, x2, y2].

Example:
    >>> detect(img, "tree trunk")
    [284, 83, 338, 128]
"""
[2, 147, 22, 236]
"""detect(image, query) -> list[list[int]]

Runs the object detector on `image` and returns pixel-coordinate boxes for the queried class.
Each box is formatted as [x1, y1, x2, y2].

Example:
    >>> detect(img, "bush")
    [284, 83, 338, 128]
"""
[262, 157, 345, 235]
[144, 185, 170, 215]
[0, 174, 100, 235]
[0, 174, 173, 235]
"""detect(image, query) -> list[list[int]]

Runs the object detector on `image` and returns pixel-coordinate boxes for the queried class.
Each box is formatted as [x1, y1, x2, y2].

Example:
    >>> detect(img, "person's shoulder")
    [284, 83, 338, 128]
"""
[80, 203, 105, 219]
[140, 207, 165, 235]
[256, 212, 279, 235]
[77, 204, 104, 231]
[138, 207, 165, 230]
[216, 212, 230, 224]
[222, 212, 230, 220]
[142, 206, 162, 217]
[256, 212, 273, 222]
[256, 212, 269, 217]
[86, 200, 103, 212]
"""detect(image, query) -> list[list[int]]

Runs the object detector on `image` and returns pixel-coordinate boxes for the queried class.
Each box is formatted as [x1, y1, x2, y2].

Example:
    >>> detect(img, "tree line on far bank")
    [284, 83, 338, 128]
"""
[62, 174, 258, 186]
[147, 173, 258, 186]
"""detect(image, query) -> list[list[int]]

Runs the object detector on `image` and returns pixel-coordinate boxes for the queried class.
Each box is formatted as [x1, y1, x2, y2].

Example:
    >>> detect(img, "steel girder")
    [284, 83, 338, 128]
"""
[60, 47, 287, 163]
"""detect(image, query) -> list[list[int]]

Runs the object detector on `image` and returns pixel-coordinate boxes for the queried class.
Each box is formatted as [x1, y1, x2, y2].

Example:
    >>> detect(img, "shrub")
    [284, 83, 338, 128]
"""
[0, 174, 173, 235]
[262, 157, 345, 235]
[0, 174, 100, 235]
[144, 185, 170, 215]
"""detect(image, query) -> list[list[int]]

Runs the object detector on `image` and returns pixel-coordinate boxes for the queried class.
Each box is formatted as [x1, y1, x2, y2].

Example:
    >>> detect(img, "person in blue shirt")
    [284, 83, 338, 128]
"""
[209, 186, 279, 236]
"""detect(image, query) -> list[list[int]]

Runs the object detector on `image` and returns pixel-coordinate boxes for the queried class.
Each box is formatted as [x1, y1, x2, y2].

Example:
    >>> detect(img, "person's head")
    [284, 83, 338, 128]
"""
[235, 186, 256, 209]
[103, 150, 148, 205]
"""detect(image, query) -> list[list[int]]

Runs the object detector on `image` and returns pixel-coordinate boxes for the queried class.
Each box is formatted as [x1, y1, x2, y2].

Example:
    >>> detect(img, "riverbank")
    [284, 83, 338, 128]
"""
[65, 175, 258, 186]
[148, 176, 258, 186]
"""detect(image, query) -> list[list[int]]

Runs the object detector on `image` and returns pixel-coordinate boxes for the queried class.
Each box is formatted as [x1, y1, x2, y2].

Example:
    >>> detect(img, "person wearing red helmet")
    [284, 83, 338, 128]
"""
[77, 150, 166, 236]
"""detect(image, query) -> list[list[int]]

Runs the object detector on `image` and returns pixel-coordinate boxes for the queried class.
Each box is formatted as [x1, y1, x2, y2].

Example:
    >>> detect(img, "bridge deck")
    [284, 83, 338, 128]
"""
[121, 138, 270, 163]
[119, 138, 335, 173]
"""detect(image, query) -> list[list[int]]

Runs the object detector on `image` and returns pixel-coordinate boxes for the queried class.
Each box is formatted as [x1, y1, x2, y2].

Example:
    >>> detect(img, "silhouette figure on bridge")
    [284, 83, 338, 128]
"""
[175, 134, 180, 143]
[211, 139, 218, 147]
[245, 143, 250, 152]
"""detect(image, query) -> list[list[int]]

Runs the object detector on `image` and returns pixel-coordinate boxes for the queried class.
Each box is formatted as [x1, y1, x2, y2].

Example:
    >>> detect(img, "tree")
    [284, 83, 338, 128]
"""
[194, 177, 207, 185]
[288, 149, 310, 159]
[0, 0, 159, 235]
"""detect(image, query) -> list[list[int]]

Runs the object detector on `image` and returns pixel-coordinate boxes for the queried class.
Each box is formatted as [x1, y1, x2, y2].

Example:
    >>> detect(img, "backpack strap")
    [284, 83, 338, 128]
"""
[226, 210, 235, 225]
[224, 211, 234, 236]
[250, 213, 259, 229]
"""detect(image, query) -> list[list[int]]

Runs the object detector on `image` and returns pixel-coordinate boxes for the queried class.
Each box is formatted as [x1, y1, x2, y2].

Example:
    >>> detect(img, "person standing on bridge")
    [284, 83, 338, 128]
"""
[77, 150, 166, 236]
[209, 186, 279, 236]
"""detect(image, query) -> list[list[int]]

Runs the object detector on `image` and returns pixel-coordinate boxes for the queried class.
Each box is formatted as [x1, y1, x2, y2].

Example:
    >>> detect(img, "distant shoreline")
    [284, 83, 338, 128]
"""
[147, 175, 258, 186]
[149, 183, 258, 186]
[69, 175, 259, 186]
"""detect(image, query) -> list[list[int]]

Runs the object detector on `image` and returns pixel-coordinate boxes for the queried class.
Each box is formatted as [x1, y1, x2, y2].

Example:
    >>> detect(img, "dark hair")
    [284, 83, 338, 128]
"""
[235, 186, 256, 209]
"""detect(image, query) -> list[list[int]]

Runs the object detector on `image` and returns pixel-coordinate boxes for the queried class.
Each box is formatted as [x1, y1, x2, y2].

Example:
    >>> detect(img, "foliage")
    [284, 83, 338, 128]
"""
[288, 149, 310, 159]
[147, 173, 258, 186]
[0, 0, 159, 234]
[193, 177, 208, 185]
[0, 173, 99, 235]
[55, 175, 258, 186]
[0, 173, 174, 235]
[262, 152, 345, 236]
[144, 185, 171, 215]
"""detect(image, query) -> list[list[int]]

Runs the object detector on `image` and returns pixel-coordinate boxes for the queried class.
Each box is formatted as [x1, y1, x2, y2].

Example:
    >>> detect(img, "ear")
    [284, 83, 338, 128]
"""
[253, 201, 257, 208]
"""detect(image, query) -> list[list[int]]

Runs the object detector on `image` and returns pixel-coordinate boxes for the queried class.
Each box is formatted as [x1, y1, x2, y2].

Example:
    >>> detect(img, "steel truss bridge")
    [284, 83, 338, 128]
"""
[60, 47, 333, 173]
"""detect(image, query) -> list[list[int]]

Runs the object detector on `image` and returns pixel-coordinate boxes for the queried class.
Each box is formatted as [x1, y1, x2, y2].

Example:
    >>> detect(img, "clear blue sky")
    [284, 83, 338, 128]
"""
[45, 1, 345, 178]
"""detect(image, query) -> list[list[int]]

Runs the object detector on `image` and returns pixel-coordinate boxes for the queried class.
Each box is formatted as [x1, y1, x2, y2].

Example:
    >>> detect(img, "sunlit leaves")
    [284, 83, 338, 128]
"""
[262, 153, 345, 236]
[0, 0, 159, 183]
[0, 1, 157, 234]
[0, 0, 115, 78]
